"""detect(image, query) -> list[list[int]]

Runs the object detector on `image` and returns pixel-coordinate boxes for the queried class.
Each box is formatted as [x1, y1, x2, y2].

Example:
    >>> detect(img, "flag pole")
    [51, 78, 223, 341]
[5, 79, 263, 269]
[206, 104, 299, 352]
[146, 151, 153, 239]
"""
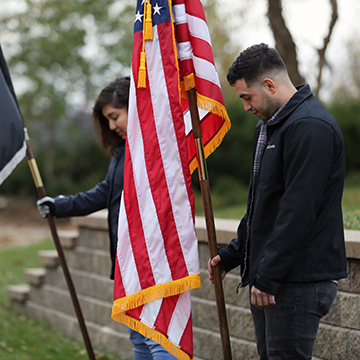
[25, 140, 96, 360]
[187, 88, 233, 360]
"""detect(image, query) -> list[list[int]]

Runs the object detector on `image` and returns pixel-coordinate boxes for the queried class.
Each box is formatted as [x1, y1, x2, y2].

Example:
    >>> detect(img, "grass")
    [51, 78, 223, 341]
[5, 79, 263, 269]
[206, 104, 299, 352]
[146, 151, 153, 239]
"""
[342, 185, 360, 230]
[0, 240, 126, 360]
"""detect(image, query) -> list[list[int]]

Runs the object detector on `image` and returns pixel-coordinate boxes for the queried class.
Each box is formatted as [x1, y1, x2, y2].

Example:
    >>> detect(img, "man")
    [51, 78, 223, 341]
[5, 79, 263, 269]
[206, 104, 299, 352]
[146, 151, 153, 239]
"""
[208, 43, 347, 359]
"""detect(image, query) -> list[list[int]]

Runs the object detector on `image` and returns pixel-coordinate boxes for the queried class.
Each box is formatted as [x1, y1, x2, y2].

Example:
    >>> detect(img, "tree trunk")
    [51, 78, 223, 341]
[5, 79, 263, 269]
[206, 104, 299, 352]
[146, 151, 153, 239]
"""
[267, 0, 305, 86]
[314, 0, 338, 98]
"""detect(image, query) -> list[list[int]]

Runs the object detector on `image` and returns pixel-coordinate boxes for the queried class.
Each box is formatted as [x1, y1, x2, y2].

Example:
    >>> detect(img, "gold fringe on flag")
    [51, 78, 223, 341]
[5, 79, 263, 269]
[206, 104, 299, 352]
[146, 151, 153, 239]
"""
[112, 273, 200, 313]
[144, 1, 153, 41]
[113, 314, 192, 360]
[184, 73, 196, 91]
[188, 91, 231, 174]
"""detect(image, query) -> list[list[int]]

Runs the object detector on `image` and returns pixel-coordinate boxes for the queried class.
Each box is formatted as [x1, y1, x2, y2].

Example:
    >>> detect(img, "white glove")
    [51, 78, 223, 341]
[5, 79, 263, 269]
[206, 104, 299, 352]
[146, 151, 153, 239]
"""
[36, 196, 56, 218]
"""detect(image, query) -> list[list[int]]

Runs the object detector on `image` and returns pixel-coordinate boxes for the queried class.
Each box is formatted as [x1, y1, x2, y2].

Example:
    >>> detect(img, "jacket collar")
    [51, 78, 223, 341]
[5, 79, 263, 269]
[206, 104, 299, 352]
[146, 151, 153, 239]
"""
[255, 83, 313, 129]
[270, 83, 312, 126]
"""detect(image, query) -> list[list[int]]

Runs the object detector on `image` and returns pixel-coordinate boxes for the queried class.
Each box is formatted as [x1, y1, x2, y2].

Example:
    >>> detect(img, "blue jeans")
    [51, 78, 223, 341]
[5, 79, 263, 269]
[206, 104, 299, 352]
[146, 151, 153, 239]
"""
[251, 281, 337, 360]
[127, 328, 177, 360]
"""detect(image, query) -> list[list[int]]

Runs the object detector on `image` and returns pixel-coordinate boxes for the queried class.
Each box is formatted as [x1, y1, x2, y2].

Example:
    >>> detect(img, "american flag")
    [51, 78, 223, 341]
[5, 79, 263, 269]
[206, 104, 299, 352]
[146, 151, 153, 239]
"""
[112, 1, 229, 359]
[174, 0, 231, 173]
[0, 45, 27, 185]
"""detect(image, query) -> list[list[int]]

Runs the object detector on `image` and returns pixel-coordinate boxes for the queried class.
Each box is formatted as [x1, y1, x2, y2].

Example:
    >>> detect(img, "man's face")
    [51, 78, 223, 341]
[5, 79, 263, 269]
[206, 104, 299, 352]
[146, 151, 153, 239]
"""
[234, 78, 280, 121]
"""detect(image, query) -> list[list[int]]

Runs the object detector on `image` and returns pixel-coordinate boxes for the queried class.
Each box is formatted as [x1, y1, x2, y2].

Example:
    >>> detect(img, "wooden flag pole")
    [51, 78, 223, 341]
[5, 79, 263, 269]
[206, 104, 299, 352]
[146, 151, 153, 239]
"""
[187, 88, 233, 360]
[26, 140, 96, 360]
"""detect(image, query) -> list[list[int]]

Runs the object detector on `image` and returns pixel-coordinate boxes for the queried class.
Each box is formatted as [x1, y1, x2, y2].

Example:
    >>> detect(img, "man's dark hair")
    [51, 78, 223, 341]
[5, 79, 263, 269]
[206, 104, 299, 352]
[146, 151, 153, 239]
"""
[227, 43, 287, 87]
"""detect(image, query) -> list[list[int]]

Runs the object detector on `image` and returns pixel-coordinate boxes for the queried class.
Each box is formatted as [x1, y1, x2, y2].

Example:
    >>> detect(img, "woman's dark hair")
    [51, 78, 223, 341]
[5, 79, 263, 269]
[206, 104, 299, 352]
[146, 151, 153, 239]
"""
[92, 76, 130, 156]
[227, 43, 287, 87]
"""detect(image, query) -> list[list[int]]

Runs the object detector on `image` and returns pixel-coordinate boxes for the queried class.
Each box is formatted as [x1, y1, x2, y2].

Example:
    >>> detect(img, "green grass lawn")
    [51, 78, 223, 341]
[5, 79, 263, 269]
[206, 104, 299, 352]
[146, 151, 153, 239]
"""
[0, 241, 127, 360]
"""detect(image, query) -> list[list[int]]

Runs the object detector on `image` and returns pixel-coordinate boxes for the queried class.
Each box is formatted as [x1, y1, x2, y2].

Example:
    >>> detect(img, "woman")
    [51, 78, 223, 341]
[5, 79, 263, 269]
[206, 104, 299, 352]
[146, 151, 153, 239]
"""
[37, 77, 176, 360]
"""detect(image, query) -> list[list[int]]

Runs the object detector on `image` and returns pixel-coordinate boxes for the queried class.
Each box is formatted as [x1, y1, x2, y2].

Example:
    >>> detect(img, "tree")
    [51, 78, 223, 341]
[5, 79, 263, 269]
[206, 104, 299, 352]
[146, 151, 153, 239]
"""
[267, 0, 338, 96]
[314, 0, 338, 98]
[0, 0, 135, 188]
[267, 0, 305, 86]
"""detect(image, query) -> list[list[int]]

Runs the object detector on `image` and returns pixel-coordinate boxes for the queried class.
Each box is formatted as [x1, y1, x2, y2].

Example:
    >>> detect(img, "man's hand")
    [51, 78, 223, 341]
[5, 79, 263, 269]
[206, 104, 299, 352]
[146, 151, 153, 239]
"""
[251, 286, 276, 309]
[207, 255, 226, 283]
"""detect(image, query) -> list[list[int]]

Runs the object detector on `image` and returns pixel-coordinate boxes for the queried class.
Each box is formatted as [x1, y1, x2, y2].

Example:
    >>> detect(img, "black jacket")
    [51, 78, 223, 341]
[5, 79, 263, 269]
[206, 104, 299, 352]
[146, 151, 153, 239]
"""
[54, 145, 125, 280]
[219, 84, 347, 295]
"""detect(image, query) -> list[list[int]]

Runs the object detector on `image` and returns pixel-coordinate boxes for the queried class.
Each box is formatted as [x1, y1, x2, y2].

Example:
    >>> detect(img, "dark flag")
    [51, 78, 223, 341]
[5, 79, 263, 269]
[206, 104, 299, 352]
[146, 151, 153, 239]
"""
[0, 44, 27, 185]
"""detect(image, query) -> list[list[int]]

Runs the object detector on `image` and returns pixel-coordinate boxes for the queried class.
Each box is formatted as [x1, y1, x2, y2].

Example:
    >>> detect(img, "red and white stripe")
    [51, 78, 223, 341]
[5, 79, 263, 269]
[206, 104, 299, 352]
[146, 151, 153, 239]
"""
[112, 1, 230, 358]
[112, 6, 199, 359]
[173, 0, 231, 172]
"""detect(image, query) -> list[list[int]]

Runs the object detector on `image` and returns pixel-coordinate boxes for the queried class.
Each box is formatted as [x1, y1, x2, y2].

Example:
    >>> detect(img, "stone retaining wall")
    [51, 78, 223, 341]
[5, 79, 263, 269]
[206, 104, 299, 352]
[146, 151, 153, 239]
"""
[8, 210, 360, 359]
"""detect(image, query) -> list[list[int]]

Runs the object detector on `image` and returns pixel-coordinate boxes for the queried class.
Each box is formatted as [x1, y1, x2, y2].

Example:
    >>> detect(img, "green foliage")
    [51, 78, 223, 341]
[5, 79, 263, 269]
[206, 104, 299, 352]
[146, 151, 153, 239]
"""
[0, 0, 134, 194]
[192, 92, 256, 204]
[0, 112, 110, 197]
[328, 101, 360, 174]
[0, 240, 128, 360]
[207, 94, 255, 186]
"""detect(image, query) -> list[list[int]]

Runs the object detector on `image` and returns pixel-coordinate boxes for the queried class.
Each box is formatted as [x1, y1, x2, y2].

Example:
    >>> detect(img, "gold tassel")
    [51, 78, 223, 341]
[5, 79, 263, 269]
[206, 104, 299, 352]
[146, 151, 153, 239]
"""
[144, 2, 153, 41]
[138, 51, 147, 88]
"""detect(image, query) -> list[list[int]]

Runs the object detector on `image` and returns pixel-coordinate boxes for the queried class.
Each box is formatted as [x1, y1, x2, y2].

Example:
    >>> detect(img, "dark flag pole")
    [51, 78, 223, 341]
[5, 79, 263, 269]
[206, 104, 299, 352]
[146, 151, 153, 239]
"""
[0, 44, 96, 360]
[187, 88, 233, 360]
[26, 142, 96, 360]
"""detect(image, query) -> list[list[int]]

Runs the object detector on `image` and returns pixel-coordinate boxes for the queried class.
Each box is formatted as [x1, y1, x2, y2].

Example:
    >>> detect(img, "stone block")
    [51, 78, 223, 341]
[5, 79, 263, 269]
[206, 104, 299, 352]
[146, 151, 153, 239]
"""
[327, 326, 350, 360]
[71, 209, 108, 230]
[192, 297, 219, 331]
[322, 292, 340, 326]
[348, 259, 360, 294]
[226, 303, 255, 342]
[58, 230, 79, 249]
[193, 326, 257, 360]
[64, 246, 111, 277]
[191, 270, 215, 301]
[7, 284, 30, 303]
[338, 259, 351, 292]
[43, 266, 67, 287]
[77, 227, 109, 251]
[345, 230, 360, 259]
[38, 250, 59, 268]
[191, 296, 255, 342]
[224, 275, 248, 309]
[193, 326, 223, 360]
[314, 323, 349, 360]
[347, 329, 360, 359]
[24, 268, 46, 287]
[195, 216, 238, 246]
[197, 241, 210, 270]
[339, 292, 360, 329]
[194, 267, 244, 310]
[72, 270, 113, 303]
[230, 337, 258, 360]
[94, 326, 133, 359]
